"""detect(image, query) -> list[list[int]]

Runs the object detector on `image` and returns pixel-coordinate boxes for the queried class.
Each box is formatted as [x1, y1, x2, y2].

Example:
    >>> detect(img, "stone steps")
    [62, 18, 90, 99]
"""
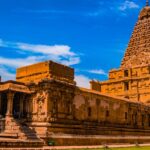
[0, 118, 42, 141]
[20, 126, 41, 140]
[0, 132, 18, 138]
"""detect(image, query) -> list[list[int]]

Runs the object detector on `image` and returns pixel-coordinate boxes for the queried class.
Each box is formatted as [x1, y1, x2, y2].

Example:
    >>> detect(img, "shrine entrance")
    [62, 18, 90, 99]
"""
[0, 92, 28, 119]
[0, 81, 32, 137]
[13, 92, 27, 119]
[0, 81, 31, 120]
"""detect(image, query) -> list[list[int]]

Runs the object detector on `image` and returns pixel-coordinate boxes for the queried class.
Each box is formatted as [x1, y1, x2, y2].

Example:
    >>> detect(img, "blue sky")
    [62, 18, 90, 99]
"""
[0, 0, 147, 88]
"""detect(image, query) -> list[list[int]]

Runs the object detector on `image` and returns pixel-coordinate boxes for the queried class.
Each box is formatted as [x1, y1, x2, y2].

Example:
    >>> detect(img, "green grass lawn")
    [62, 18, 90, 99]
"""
[109, 147, 150, 150]
[70, 147, 150, 150]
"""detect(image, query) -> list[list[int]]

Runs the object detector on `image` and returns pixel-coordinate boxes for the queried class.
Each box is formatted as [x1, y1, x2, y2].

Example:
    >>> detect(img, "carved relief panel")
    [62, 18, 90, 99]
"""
[32, 91, 48, 122]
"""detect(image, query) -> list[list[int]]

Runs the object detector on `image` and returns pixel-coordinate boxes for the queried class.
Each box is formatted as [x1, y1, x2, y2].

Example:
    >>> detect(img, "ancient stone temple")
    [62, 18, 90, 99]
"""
[1, 1, 150, 148]
[91, 2, 150, 103]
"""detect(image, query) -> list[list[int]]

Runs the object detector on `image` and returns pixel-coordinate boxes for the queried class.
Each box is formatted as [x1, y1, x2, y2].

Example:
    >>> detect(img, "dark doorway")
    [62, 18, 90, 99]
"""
[124, 70, 129, 77]
[124, 82, 129, 91]
[13, 93, 21, 119]
[1, 93, 7, 117]
[23, 98, 27, 118]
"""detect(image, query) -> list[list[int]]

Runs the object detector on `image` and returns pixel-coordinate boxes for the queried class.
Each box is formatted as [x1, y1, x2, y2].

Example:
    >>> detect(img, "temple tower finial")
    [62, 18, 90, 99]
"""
[146, 0, 149, 6]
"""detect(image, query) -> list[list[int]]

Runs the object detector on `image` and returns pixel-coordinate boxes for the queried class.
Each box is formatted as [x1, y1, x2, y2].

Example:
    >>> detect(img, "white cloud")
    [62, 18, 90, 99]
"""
[119, 1, 139, 11]
[61, 57, 80, 66]
[88, 69, 107, 76]
[0, 39, 76, 57]
[0, 39, 80, 67]
[0, 56, 44, 68]
[16, 43, 75, 56]
[75, 75, 90, 89]
[0, 66, 15, 81]
[0, 55, 80, 81]
[0, 39, 81, 81]
[86, 1, 140, 17]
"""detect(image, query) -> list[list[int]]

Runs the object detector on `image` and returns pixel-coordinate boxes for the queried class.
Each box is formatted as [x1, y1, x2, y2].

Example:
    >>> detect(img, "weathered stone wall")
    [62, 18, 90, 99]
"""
[91, 65, 150, 103]
[26, 80, 75, 122]
[74, 87, 150, 129]
[16, 61, 74, 84]
[27, 80, 150, 137]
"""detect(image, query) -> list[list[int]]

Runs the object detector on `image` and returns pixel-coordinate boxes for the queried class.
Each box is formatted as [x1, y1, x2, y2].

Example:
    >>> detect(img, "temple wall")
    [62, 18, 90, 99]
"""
[73, 88, 150, 129]
[16, 61, 74, 84]
[28, 81, 75, 124]
[27, 80, 150, 137]
[90, 65, 150, 103]
[17, 61, 150, 136]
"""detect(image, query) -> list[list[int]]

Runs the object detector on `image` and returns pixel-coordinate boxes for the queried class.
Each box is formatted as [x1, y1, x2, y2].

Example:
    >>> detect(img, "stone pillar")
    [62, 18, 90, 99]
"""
[6, 91, 15, 117]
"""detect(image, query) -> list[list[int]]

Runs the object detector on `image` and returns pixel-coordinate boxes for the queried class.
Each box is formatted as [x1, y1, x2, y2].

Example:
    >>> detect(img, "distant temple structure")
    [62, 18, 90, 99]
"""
[1, 1, 150, 148]
[91, 3, 150, 103]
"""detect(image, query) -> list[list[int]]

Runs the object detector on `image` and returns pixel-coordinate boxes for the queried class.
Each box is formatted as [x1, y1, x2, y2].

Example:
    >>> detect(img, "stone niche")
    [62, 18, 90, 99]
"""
[16, 60, 75, 84]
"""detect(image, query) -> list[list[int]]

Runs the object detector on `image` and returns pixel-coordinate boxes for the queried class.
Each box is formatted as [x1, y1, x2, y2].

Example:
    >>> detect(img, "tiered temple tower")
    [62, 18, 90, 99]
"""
[121, 3, 150, 68]
[90, 2, 150, 103]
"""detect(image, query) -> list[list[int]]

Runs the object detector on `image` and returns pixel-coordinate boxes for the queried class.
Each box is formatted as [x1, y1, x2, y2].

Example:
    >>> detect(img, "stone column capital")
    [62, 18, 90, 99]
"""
[7, 91, 15, 99]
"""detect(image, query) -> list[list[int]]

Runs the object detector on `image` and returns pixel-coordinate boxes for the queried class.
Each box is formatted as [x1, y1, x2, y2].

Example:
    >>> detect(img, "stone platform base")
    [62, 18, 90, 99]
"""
[45, 135, 150, 146]
[0, 136, 150, 148]
[0, 139, 43, 148]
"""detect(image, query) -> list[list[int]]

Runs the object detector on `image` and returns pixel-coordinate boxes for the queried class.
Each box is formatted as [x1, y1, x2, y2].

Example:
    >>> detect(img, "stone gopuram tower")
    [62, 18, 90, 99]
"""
[121, 1, 150, 68]
[90, 2, 150, 103]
